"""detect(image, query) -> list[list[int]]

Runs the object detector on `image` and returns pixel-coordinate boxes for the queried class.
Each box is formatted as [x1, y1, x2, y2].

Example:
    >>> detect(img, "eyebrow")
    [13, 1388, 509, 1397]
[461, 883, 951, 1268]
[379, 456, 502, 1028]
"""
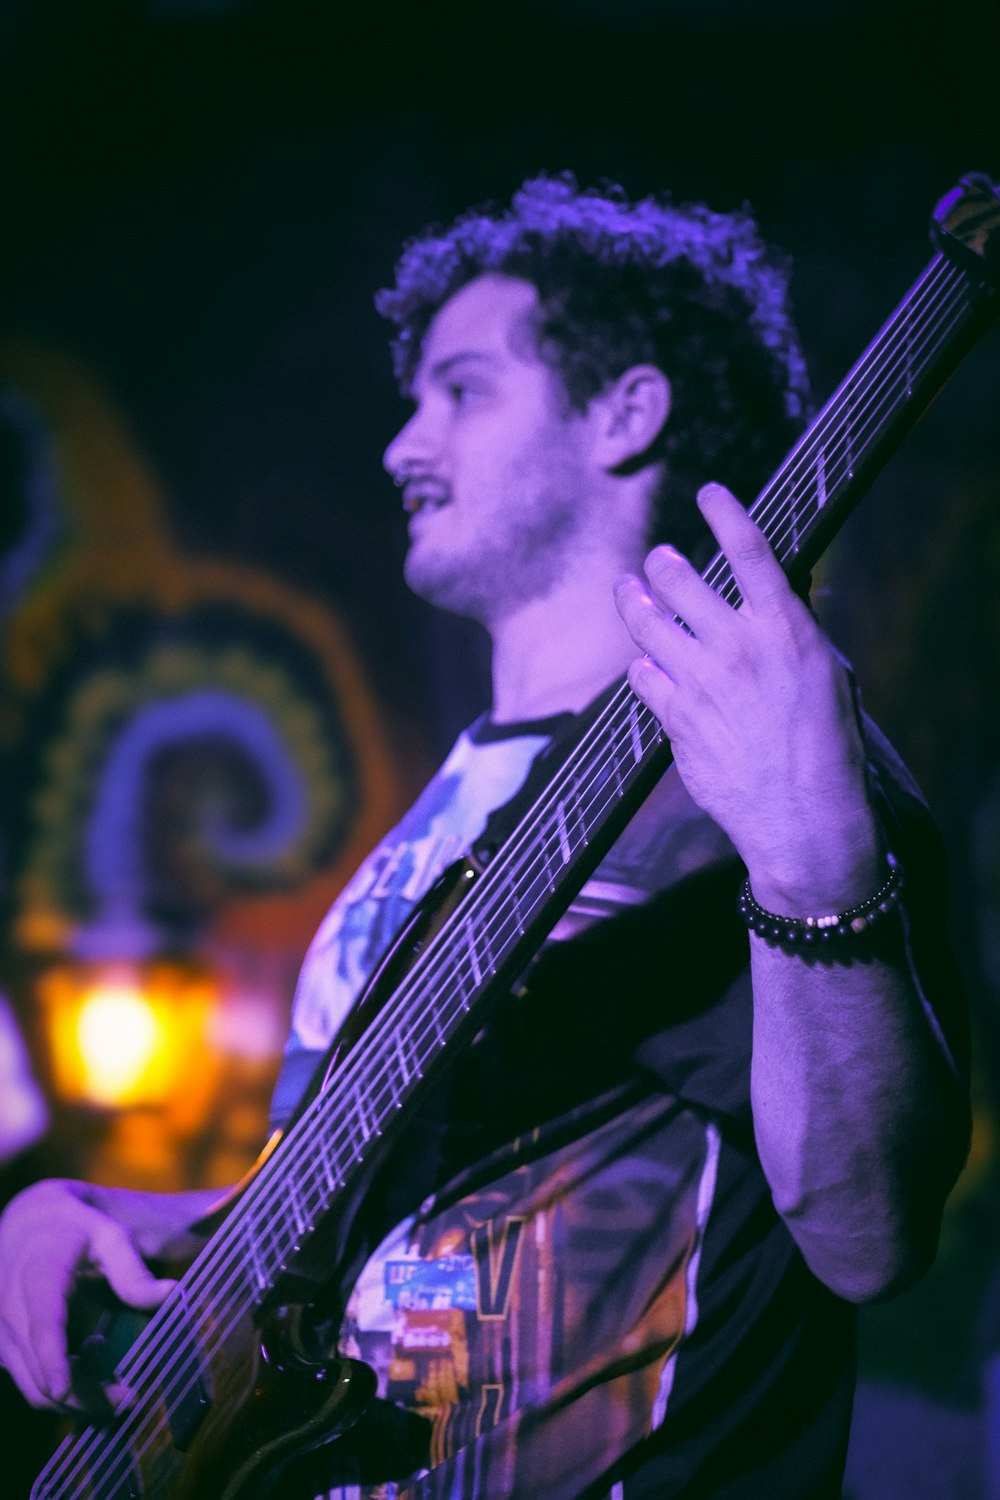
[426, 352, 502, 380]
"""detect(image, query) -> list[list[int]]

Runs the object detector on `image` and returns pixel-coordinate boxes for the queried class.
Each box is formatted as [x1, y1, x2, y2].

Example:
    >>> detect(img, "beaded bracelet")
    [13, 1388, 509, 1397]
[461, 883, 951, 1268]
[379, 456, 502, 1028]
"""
[737, 852, 903, 948]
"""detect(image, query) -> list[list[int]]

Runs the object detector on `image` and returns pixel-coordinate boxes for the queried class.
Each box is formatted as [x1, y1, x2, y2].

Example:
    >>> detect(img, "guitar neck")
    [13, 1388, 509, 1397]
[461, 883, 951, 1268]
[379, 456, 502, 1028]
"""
[744, 246, 995, 583]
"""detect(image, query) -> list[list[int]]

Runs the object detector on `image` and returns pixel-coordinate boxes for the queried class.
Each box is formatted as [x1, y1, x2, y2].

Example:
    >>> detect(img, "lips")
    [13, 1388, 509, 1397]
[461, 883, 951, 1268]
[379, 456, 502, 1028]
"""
[401, 479, 450, 516]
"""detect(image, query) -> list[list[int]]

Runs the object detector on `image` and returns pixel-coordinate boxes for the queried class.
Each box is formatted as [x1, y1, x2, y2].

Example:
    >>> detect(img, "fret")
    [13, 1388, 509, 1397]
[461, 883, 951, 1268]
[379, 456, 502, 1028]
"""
[395, 1028, 420, 1088]
[238, 1214, 271, 1295]
[174, 1282, 210, 1341]
[902, 296, 916, 399]
[339, 1106, 365, 1161]
[475, 912, 496, 978]
[383, 1062, 403, 1111]
[392, 1030, 412, 1087]
[287, 1173, 310, 1238]
[822, 411, 847, 499]
[426, 993, 449, 1046]
[530, 843, 559, 908]
[511, 864, 543, 942]
[542, 824, 562, 890]
[564, 780, 590, 852]
[347, 1113, 366, 1158]
[385, 1037, 408, 1106]
[576, 750, 609, 825]
[876, 334, 907, 432]
[250, 1203, 288, 1273]
[449, 969, 475, 1021]
[605, 709, 638, 794]
[466, 915, 484, 985]
[257, 1188, 294, 1261]
[628, 696, 645, 765]
[315, 1120, 345, 1191]
[814, 444, 828, 515]
[505, 862, 526, 934]
[841, 385, 856, 483]
[553, 798, 572, 866]
[787, 476, 809, 559]
[602, 714, 626, 798]
[352, 1083, 374, 1146]
[637, 704, 662, 759]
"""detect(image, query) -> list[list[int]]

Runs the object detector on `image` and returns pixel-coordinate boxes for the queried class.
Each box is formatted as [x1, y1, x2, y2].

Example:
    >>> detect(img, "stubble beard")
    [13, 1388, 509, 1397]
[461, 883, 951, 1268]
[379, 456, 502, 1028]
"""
[404, 436, 590, 625]
[404, 489, 584, 627]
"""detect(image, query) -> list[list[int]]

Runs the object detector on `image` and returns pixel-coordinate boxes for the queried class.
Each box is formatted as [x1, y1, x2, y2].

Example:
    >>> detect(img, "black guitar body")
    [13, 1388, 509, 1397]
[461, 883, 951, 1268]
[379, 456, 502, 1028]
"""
[65, 1288, 377, 1499]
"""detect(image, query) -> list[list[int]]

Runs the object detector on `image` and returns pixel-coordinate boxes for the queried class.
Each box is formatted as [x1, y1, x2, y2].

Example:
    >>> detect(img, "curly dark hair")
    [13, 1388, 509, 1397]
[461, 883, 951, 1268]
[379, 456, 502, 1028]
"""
[376, 174, 811, 560]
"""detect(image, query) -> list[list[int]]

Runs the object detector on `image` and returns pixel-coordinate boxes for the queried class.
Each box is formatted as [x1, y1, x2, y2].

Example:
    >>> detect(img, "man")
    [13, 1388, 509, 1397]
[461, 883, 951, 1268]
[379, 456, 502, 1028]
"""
[0, 175, 970, 1497]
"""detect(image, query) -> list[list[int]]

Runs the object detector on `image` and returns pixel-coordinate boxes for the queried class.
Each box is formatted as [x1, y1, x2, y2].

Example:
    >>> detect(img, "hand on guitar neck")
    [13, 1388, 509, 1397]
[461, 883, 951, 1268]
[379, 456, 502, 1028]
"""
[616, 480, 884, 915]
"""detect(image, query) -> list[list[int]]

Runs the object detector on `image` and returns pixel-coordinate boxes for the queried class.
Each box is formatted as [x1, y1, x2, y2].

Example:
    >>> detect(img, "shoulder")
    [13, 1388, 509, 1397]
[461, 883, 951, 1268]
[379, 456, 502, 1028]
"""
[554, 767, 737, 940]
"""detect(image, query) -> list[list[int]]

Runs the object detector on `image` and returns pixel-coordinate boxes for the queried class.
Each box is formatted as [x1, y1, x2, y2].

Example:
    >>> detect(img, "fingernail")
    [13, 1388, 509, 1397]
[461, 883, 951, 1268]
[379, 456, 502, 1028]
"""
[628, 656, 653, 690]
[698, 481, 727, 506]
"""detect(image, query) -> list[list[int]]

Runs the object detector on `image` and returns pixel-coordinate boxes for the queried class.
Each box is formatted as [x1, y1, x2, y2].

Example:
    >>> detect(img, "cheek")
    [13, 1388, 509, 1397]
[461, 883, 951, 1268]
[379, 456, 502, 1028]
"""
[454, 431, 520, 509]
[453, 405, 572, 511]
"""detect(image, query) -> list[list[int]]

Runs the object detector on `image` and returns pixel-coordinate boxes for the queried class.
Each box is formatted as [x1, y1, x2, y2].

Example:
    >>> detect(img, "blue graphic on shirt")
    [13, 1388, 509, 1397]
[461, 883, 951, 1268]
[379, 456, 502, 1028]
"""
[385, 1255, 478, 1310]
[282, 725, 551, 1057]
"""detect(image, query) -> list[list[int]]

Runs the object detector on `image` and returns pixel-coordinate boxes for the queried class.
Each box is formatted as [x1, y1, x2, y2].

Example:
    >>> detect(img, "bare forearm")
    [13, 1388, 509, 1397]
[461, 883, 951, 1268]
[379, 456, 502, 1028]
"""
[616, 486, 970, 1299]
[749, 937, 969, 1301]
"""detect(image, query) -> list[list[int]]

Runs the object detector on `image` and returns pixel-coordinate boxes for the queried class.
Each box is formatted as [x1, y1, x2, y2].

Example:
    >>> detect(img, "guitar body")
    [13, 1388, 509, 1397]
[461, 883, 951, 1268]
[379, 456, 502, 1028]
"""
[64, 1292, 376, 1499]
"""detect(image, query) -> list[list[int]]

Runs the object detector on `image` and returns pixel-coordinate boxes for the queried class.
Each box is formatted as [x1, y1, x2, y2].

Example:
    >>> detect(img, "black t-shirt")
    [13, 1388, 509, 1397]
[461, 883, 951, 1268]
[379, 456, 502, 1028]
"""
[270, 707, 965, 1499]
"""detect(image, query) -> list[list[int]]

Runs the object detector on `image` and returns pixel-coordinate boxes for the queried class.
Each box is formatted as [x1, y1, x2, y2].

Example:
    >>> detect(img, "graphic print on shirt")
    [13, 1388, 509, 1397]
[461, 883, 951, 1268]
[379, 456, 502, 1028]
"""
[285, 725, 553, 1057]
[338, 1094, 720, 1499]
[271, 705, 733, 1131]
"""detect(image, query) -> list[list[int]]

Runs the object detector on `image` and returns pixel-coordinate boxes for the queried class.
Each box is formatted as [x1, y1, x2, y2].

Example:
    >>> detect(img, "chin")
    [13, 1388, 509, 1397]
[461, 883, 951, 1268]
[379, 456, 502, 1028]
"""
[404, 552, 482, 618]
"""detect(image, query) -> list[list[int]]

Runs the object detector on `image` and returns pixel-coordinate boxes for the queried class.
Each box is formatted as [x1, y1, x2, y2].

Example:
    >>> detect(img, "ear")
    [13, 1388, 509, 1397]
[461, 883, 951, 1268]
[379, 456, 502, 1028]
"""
[592, 365, 671, 471]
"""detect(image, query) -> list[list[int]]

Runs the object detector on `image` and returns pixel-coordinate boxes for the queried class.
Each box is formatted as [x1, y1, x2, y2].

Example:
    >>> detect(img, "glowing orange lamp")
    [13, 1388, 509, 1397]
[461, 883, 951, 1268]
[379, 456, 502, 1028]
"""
[39, 960, 218, 1111]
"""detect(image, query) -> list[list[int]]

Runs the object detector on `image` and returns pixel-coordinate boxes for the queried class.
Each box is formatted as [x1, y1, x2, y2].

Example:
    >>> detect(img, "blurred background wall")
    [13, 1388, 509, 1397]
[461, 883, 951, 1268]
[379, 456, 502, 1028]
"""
[0, 0, 997, 1494]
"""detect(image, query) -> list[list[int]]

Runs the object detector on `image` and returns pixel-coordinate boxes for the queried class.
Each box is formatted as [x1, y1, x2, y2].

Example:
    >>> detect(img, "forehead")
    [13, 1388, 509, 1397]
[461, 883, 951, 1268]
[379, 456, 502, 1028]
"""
[415, 274, 542, 378]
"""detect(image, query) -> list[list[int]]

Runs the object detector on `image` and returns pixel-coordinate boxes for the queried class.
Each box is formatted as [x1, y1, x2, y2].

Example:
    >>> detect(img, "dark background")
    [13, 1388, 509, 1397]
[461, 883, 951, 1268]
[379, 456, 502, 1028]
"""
[1, 0, 997, 745]
[0, 0, 998, 1495]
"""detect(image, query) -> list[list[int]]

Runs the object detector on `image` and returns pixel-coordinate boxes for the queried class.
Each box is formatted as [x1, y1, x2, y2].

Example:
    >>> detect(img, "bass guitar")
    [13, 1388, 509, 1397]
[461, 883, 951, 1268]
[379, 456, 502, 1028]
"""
[31, 171, 1000, 1499]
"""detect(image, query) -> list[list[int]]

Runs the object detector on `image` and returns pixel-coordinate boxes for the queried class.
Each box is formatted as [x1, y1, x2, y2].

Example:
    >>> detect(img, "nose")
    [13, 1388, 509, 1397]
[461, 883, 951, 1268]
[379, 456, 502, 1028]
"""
[383, 404, 438, 481]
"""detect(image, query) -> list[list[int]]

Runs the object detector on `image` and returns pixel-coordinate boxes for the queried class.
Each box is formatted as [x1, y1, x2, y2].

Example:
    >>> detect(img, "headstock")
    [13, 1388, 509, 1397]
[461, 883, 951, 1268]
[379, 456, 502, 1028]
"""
[933, 172, 1000, 281]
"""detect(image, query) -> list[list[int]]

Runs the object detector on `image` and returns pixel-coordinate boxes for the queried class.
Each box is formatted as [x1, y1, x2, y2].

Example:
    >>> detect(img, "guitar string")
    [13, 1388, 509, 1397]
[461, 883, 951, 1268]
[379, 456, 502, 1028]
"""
[37, 249, 971, 1499]
[37, 249, 975, 1496]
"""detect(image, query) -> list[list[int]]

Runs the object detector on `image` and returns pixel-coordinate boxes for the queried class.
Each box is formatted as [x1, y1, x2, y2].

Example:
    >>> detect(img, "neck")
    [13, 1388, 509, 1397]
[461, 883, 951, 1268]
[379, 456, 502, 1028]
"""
[486, 566, 640, 723]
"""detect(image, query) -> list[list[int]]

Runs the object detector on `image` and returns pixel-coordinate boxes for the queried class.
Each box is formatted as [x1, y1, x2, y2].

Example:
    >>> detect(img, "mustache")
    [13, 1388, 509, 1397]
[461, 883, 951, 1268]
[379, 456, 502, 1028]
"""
[400, 477, 451, 515]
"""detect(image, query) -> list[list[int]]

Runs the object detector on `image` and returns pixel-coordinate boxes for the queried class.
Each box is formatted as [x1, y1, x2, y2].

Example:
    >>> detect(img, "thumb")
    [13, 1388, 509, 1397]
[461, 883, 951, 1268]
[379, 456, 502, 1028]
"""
[88, 1217, 177, 1309]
